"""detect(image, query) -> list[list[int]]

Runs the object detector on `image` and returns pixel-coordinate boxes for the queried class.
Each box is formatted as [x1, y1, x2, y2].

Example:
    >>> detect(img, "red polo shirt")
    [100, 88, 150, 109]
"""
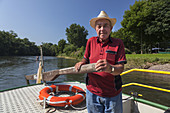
[84, 36, 127, 97]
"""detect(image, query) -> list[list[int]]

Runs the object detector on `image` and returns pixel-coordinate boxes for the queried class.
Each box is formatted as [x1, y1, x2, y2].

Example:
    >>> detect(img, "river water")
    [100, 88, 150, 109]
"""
[0, 56, 169, 107]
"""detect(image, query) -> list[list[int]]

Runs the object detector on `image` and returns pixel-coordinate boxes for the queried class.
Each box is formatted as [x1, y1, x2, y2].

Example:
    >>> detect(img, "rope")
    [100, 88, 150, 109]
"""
[69, 103, 87, 110]
[65, 99, 87, 110]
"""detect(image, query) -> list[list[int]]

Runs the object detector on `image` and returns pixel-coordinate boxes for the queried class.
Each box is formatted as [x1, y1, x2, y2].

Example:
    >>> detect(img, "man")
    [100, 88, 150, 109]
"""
[75, 11, 127, 113]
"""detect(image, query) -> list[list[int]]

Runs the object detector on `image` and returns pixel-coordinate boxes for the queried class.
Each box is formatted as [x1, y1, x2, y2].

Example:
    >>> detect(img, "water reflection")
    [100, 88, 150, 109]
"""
[0, 56, 84, 90]
[122, 72, 170, 107]
[122, 72, 170, 89]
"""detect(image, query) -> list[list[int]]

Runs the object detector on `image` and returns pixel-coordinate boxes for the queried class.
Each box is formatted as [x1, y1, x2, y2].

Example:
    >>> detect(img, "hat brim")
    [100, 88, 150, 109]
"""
[90, 17, 116, 29]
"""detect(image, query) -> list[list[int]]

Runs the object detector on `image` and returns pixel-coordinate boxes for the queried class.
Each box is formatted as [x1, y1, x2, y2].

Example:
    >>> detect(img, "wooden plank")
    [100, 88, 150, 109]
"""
[25, 63, 97, 81]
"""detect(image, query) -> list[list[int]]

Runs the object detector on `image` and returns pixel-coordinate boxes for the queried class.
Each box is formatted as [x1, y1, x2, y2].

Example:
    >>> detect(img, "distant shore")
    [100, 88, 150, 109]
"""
[56, 56, 77, 60]
[56, 54, 170, 72]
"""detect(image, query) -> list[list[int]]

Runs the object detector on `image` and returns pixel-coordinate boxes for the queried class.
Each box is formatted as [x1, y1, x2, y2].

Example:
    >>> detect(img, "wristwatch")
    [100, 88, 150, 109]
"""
[111, 66, 115, 73]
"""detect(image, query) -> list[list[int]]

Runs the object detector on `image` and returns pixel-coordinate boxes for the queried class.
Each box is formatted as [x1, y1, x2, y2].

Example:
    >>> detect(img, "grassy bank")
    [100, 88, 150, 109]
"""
[125, 54, 170, 70]
[57, 54, 170, 70]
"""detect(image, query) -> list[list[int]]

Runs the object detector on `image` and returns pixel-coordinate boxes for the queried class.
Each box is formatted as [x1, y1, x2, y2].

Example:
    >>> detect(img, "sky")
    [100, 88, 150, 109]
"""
[0, 0, 137, 45]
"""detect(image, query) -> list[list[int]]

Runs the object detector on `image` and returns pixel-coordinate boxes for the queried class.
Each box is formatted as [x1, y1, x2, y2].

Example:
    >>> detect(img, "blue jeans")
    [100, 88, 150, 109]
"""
[86, 89, 122, 113]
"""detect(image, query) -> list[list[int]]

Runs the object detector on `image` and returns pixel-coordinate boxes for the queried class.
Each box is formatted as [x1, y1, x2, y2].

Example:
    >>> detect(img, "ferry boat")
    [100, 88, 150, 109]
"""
[1, 47, 169, 113]
[0, 68, 170, 113]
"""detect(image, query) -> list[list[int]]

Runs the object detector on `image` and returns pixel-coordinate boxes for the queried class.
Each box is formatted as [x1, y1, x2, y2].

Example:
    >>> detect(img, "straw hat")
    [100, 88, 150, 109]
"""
[90, 11, 116, 29]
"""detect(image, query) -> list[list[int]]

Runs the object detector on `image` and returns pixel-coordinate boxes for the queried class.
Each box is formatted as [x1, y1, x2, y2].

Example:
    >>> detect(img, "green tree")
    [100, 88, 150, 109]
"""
[0, 30, 7, 55]
[19, 38, 39, 55]
[58, 39, 66, 54]
[63, 44, 77, 56]
[144, 0, 170, 42]
[0, 30, 39, 56]
[111, 28, 140, 53]
[66, 23, 88, 48]
[51, 44, 58, 56]
[121, 0, 148, 54]
[121, 0, 170, 54]
[41, 42, 53, 56]
[0, 30, 18, 55]
[75, 46, 85, 59]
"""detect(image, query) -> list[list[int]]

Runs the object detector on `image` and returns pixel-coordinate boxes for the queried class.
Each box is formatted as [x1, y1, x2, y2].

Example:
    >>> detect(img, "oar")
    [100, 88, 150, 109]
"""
[25, 63, 97, 81]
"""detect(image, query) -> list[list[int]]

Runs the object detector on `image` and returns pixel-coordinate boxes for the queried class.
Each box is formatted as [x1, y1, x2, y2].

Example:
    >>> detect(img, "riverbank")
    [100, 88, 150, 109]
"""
[125, 61, 170, 71]
[125, 54, 170, 71]
[57, 54, 170, 71]
[148, 63, 170, 71]
[56, 55, 77, 60]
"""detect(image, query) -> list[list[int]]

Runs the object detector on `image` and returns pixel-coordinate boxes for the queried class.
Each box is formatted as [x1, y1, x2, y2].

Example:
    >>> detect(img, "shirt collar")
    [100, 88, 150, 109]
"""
[97, 35, 113, 43]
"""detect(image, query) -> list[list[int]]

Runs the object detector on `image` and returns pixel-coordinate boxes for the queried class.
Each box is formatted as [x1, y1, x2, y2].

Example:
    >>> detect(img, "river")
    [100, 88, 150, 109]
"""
[0, 56, 169, 107]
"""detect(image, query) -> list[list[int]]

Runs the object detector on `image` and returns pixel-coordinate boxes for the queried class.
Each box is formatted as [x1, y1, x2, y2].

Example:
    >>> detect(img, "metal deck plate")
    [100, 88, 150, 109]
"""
[1, 82, 164, 113]
[0, 83, 87, 113]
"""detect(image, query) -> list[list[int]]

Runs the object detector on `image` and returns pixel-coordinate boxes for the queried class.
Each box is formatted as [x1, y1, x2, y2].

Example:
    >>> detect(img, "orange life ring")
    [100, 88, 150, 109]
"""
[39, 84, 86, 107]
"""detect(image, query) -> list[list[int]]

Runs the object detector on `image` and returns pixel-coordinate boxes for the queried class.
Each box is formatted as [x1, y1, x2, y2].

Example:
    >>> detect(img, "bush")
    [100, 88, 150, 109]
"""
[63, 44, 77, 55]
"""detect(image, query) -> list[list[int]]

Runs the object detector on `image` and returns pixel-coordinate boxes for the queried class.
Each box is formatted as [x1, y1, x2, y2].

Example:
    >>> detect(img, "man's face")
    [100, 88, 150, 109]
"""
[95, 19, 112, 42]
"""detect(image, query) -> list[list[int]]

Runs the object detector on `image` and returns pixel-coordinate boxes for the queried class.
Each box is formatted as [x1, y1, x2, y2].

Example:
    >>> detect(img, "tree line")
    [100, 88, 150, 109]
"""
[0, 0, 169, 56]
[112, 0, 170, 54]
[0, 23, 88, 57]
[0, 30, 39, 56]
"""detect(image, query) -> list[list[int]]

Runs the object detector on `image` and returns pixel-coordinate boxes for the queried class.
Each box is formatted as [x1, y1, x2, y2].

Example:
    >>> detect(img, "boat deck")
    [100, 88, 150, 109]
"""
[0, 82, 166, 113]
[0, 82, 88, 113]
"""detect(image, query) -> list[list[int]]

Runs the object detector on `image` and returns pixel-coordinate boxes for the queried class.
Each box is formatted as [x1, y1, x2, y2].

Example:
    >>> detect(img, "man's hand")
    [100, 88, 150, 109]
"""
[75, 62, 85, 72]
[95, 59, 112, 73]
[95, 59, 124, 75]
